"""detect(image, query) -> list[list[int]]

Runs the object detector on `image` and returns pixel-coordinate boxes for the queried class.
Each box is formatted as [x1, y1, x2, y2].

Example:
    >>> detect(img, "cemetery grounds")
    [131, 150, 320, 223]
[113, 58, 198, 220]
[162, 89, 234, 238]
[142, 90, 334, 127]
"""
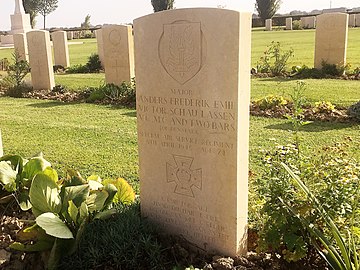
[0, 27, 360, 269]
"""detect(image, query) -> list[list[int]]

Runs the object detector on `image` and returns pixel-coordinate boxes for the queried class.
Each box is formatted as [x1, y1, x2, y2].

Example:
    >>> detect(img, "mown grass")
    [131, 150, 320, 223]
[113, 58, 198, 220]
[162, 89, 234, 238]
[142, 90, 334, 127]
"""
[1, 28, 360, 68]
[251, 78, 360, 107]
[251, 27, 360, 68]
[55, 73, 105, 90]
[1, 97, 359, 194]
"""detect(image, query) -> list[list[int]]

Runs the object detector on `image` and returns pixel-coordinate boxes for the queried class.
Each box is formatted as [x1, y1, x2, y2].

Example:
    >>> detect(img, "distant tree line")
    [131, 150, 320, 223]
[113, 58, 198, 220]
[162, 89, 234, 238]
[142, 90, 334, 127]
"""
[255, 0, 282, 22]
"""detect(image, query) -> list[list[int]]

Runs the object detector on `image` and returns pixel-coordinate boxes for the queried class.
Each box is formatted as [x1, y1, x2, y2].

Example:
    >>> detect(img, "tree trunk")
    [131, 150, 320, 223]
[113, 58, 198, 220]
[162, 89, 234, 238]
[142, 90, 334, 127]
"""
[43, 14, 46, 29]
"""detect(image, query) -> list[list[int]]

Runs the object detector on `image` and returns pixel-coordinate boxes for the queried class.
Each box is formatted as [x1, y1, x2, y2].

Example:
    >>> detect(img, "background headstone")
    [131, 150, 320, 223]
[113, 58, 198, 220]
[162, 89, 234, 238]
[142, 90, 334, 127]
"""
[348, 14, 356, 27]
[286, 17, 293, 30]
[301, 16, 316, 29]
[95, 29, 105, 67]
[27, 30, 55, 90]
[102, 25, 135, 85]
[265, 19, 272, 31]
[134, 8, 251, 256]
[52, 31, 70, 68]
[314, 13, 349, 69]
[13, 33, 28, 61]
[67, 31, 74, 40]
[355, 14, 360, 27]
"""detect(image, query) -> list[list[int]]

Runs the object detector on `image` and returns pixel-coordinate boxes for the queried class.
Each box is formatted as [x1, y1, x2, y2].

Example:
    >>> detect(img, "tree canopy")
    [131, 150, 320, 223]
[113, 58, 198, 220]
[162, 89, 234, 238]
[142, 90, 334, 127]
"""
[151, 0, 174, 12]
[255, 0, 282, 22]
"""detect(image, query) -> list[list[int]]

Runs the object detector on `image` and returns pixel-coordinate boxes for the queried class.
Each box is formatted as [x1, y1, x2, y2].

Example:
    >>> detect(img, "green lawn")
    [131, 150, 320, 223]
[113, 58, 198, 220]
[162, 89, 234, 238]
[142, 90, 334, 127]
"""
[1, 97, 359, 194]
[1, 28, 360, 68]
[251, 27, 360, 68]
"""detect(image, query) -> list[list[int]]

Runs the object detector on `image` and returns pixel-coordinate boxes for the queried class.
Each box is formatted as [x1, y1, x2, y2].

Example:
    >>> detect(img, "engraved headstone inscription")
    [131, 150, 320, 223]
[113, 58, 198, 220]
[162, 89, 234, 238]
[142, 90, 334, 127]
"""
[314, 13, 349, 69]
[134, 8, 251, 256]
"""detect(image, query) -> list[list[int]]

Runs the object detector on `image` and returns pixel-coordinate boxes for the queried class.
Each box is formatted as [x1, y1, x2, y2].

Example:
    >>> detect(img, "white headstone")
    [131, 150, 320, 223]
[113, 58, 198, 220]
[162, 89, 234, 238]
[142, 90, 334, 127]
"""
[134, 8, 251, 256]
[355, 14, 360, 27]
[286, 17, 293, 30]
[265, 19, 272, 31]
[95, 29, 105, 67]
[13, 33, 28, 61]
[52, 31, 70, 68]
[314, 13, 349, 69]
[27, 30, 55, 90]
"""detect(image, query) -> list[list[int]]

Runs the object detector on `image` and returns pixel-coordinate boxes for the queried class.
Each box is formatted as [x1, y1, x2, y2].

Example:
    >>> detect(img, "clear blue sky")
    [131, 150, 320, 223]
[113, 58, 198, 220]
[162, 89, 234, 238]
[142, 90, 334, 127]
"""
[1, 0, 359, 30]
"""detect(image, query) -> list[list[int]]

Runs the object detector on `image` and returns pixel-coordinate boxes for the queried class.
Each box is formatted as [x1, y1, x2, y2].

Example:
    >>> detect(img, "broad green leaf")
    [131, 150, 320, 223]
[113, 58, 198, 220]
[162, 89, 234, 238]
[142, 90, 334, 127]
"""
[78, 201, 88, 224]
[86, 190, 108, 212]
[22, 156, 51, 181]
[43, 167, 58, 183]
[103, 178, 135, 205]
[63, 169, 87, 187]
[88, 180, 103, 190]
[36, 213, 73, 239]
[62, 184, 89, 208]
[68, 201, 78, 224]
[29, 173, 61, 214]
[0, 161, 17, 192]
[102, 184, 118, 209]
[19, 191, 32, 211]
[0, 154, 25, 175]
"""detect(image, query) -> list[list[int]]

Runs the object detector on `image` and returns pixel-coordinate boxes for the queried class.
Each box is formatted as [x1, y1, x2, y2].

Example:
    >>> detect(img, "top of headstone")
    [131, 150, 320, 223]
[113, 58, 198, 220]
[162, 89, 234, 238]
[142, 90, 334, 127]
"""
[14, 0, 26, 14]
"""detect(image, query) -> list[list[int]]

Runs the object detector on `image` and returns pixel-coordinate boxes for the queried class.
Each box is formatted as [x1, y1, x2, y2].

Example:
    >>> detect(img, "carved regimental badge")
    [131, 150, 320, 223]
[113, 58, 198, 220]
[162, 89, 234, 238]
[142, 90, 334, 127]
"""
[166, 155, 202, 197]
[159, 21, 204, 85]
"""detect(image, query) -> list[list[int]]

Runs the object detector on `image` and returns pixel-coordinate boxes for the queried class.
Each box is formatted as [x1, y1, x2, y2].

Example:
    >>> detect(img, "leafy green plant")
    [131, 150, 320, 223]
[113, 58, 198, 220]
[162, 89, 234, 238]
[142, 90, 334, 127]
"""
[321, 61, 349, 77]
[256, 41, 294, 75]
[256, 138, 360, 263]
[281, 163, 360, 270]
[286, 81, 310, 152]
[66, 53, 103, 74]
[0, 153, 51, 210]
[348, 101, 360, 121]
[1, 153, 136, 269]
[86, 79, 136, 107]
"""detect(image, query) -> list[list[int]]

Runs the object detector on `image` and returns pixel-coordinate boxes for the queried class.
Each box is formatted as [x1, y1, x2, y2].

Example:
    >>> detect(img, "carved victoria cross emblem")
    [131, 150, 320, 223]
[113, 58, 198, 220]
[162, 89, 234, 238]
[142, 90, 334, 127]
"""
[166, 155, 202, 197]
[159, 21, 204, 85]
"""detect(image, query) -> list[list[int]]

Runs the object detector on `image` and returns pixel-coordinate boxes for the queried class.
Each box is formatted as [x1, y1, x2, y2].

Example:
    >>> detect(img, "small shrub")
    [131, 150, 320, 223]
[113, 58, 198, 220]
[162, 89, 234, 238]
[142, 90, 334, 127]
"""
[3, 51, 31, 97]
[66, 54, 102, 74]
[53, 64, 66, 73]
[256, 41, 294, 76]
[291, 65, 324, 79]
[66, 64, 89, 74]
[348, 101, 360, 121]
[86, 79, 136, 107]
[85, 53, 102, 73]
[292, 20, 302, 30]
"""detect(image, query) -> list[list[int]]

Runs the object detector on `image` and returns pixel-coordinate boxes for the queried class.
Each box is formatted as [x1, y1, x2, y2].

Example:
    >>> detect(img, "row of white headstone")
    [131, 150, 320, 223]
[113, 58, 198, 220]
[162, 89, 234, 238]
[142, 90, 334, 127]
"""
[265, 13, 360, 31]
[266, 13, 349, 69]
[14, 25, 135, 91]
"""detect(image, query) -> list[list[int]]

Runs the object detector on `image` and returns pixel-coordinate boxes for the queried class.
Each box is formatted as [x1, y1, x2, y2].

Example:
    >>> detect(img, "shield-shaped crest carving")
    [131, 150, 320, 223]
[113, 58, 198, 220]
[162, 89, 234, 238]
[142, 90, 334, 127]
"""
[159, 21, 202, 85]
